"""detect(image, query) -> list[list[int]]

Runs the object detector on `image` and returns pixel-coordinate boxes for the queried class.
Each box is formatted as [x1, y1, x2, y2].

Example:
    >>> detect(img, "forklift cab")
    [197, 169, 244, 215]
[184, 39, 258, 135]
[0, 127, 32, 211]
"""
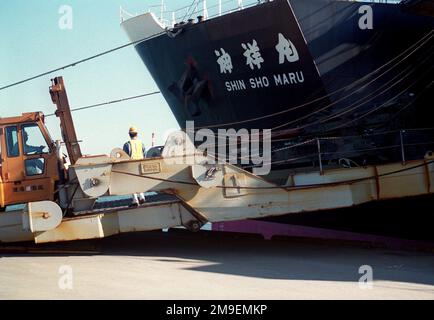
[0, 112, 59, 208]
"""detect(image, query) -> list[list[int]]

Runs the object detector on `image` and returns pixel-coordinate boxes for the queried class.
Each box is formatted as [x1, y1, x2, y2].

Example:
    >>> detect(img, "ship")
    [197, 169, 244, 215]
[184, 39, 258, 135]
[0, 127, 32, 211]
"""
[121, 0, 434, 242]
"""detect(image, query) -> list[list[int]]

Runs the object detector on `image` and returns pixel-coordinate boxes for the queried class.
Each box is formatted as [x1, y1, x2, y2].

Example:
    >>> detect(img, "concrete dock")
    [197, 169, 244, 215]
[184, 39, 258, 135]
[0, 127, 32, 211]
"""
[0, 230, 433, 300]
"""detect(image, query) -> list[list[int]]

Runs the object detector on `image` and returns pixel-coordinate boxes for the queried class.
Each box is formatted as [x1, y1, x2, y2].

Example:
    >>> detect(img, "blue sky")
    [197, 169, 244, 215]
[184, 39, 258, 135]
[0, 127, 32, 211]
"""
[0, 0, 195, 155]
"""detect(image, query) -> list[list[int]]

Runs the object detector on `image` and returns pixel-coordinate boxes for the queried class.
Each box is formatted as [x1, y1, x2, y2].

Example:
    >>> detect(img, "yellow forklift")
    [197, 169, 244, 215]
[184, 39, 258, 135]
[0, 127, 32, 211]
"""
[0, 77, 81, 210]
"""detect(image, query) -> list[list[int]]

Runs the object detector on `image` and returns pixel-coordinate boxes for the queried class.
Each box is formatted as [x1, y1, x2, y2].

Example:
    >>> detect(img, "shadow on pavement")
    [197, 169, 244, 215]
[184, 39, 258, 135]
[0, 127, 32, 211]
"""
[2, 229, 433, 287]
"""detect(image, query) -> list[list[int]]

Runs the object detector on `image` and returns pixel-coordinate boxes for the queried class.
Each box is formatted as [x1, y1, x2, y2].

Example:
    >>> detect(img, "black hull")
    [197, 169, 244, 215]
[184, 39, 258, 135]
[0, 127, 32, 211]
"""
[135, 0, 433, 131]
[262, 194, 434, 242]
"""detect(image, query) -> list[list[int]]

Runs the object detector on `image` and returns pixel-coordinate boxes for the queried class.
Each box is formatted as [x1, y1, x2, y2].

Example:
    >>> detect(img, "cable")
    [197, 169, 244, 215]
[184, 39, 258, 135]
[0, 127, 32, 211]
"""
[183, 30, 433, 137]
[45, 91, 161, 117]
[163, 0, 243, 16]
[321, 144, 401, 156]
[241, 153, 320, 169]
[317, 58, 429, 124]
[0, 1, 259, 92]
[329, 71, 432, 131]
[112, 169, 199, 186]
[54, 44, 426, 133]
[0, 34, 166, 92]
[203, 127, 434, 168]
[111, 160, 434, 190]
[194, 30, 433, 129]
[291, 60, 434, 132]
[384, 81, 433, 122]
[270, 43, 434, 131]
[182, 0, 200, 22]
[191, 38, 432, 139]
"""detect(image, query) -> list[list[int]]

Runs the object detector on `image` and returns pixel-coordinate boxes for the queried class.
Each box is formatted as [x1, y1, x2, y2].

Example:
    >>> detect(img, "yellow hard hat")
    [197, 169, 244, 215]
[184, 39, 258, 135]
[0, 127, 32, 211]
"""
[129, 126, 138, 134]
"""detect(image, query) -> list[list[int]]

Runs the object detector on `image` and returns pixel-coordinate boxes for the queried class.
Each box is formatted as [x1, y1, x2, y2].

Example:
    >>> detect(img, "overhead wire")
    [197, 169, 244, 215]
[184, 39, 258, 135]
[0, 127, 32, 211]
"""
[286, 56, 434, 133]
[43, 45, 430, 133]
[194, 30, 434, 129]
[207, 124, 434, 169]
[317, 57, 431, 124]
[0, 34, 165, 91]
[0, 1, 259, 92]
[270, 39, 434, 131]
[329, 68, 433, 131]
[181, 30, 433, 138]
[183, 32, 432, 140]
[45, 91, 161, 117]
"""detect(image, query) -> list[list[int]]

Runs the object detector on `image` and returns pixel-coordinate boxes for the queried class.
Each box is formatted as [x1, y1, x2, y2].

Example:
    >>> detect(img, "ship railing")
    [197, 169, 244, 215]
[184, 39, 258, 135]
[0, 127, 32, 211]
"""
[239, 128, 434, 175]
[355, 0, 401, 3]
[119, 6, 135, 24]
[120, 0, 401, 26]
[145, 0, 262, 29]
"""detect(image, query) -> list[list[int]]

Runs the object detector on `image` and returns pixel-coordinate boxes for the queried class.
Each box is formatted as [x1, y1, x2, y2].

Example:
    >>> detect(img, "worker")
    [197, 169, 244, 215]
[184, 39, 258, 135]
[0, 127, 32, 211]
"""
[23, 131, 46, 155]
[123, 126, 146, 206]
[22, 130, 46, 175]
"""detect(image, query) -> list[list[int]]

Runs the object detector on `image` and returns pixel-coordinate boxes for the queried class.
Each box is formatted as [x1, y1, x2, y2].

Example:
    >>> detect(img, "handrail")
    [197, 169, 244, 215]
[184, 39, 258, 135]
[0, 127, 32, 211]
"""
[121, 0, 402, 28]
[237, 127, 434, 172]
[121, 0, 259, 28]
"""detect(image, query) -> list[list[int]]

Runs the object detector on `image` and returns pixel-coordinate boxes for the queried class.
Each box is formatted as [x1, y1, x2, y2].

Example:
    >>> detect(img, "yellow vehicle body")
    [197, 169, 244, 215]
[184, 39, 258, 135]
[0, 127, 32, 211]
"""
[0, 112, 59, 208]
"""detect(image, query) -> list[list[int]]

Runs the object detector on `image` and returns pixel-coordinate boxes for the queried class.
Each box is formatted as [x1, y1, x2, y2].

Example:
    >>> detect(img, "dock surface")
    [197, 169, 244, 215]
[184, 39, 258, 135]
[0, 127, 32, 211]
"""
[1, 231, 433, 299]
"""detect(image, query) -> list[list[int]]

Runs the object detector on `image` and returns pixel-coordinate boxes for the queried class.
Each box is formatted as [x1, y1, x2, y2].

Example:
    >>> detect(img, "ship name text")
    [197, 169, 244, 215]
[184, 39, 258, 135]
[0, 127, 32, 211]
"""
[225, 71, 304, 92]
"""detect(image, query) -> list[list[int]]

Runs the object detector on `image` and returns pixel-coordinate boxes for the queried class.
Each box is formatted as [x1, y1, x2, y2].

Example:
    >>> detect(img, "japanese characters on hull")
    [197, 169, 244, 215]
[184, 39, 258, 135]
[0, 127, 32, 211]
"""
[216, 33, 299, 74]
[242, 39, 265, 70]
[215, 48, 233, 74]
[134, 0, 327, 130]
[216, 33, 304, 92]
